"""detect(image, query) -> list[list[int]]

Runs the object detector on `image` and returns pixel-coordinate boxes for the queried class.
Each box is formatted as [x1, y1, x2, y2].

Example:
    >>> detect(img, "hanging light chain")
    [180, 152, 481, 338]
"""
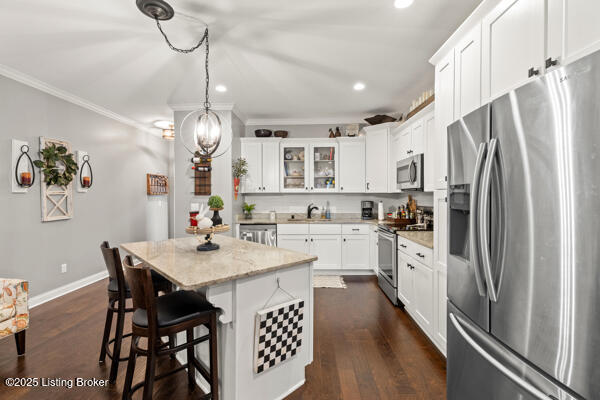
[153, 17, 211, 112]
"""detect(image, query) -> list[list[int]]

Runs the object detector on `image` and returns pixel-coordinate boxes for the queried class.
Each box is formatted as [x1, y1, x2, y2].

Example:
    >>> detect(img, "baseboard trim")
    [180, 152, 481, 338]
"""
[29, 270, 108, 309]
[274, 379, 305, 400]
[313, 270, 376, 276]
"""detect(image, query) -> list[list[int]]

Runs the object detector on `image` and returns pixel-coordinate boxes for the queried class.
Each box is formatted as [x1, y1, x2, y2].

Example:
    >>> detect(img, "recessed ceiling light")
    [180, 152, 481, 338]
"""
[154, 120, 173, 129]
[394, 0, 414, 9]
[215, 85, 227, 92]
[353, 82, 366, 91]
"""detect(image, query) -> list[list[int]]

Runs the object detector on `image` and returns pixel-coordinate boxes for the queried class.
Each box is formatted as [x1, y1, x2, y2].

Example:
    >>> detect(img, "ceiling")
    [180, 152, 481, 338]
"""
[0, 0, 480, 127]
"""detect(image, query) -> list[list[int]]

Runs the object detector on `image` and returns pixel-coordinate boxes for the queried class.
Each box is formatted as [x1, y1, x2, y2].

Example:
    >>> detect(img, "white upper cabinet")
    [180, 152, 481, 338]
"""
[365, 125, 391, 193]
[280, 141, 310, 193]
[410, 118, 425, 155]
[434, 51, 455, 190]
[423, 111, 436, 192]
[481, 0, 546, 101]
[241, 141, 262, 193]
[338, 138, 365, 193]
[261, 141, 280, 192]
[309, 142, 339, 193]
[241, 139, 281, 193]
[454, 23, 482, 118]
[547, 0, 600, 67]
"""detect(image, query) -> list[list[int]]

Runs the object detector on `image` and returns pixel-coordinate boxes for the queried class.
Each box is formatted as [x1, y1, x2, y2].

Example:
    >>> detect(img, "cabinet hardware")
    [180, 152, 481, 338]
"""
[352, 228, 359, 231]
[341, 187, 344, 190]
[305, 238, 308, 242]
[416, 253, 425, 258]
[366, 182, 370, 190]
[310, 238, 313, 242]
[400, 244, 407, 248]
[528, 67, 540, 78]
[311, 187, 313, 190]
[305, 187, 308, 190]
[545, 57, 558, 69]
[343, 238, 346, 242]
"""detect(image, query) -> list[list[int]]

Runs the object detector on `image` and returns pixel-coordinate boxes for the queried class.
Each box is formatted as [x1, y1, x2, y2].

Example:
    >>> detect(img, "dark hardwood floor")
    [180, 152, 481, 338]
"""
[0, 276, 446, 400]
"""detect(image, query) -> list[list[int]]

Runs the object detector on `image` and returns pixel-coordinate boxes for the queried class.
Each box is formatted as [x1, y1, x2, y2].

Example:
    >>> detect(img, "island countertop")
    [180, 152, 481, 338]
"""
[121, 236, 317, 290]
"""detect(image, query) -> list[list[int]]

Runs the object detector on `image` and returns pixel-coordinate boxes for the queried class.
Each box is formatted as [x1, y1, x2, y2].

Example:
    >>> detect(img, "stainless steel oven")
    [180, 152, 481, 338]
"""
[377, 226, 397, 305]
[396, 153, 423, 191]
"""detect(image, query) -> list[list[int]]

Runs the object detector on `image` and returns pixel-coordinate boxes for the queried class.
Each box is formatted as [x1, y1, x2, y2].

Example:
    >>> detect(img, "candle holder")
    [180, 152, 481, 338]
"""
[79, 155, 93, 189]
[15, 145, 35, 188]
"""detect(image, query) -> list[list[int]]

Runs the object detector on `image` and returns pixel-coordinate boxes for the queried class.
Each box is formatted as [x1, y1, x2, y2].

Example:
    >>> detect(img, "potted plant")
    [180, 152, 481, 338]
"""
[232, 157, 248, 200]
[242, 202, 256, 219]
[208, 195, 224, 226]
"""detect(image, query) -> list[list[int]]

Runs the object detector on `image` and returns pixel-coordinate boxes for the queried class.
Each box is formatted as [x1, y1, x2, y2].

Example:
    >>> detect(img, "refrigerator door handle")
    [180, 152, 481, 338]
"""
[470, 142, 488, 297]
[479, 138, 499, 302]
[449, 313, 555, 400]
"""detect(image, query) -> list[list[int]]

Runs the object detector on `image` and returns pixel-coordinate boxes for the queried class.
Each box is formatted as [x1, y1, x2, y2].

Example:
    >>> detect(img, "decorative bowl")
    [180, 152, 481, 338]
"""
[274, 130, 288, 138]
[364, 115, 397, 125]
[254, 129, 273, 137]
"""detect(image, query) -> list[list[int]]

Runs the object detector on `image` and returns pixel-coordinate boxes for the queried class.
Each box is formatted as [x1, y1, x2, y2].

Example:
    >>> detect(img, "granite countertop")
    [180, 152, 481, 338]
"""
[236, 213, 378, 225]
[397, 231, 434, 249]
[121, 236, 317, 290]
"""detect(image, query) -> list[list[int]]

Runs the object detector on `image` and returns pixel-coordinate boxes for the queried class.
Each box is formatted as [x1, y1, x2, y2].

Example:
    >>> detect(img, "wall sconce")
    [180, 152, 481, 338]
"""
[155, 120, 175, 141]
[14, 144, 35, 189]
[76, 151, 93, 192]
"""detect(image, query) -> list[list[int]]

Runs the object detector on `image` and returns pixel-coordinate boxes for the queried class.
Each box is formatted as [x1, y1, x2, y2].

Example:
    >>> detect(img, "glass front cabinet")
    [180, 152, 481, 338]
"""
[280, 140, 339, 193]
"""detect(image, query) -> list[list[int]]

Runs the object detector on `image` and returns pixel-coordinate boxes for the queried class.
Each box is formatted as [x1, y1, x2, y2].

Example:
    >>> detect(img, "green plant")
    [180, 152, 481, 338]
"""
[232, 157, 248, 178]
[208, 195, 224, 209]
[33, 144, 78, 186]
[243, 203, 256, 214]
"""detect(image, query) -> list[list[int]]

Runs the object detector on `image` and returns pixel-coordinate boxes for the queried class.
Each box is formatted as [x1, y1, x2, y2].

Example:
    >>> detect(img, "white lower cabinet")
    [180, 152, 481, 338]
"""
[397, 242, 437, 349]
[341, 235, 369, 269]
[369, 226, 378, 273]
[277, 234, 309, 254]
[397, 252, 414, 309]
[411, 259, 434, 337]
[277, 223, 371, 270]
[434, 268, 447, 354]
[310, 235, 342, 270]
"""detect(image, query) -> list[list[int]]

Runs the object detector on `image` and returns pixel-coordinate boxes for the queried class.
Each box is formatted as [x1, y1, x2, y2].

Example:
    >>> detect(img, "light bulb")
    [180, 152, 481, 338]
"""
[194, 110, 222, 156]
[394, 0, 414, 9]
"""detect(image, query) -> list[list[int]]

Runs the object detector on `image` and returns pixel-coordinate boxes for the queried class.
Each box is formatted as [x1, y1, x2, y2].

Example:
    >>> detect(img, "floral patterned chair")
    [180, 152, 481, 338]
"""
[0, 279, 29, 355]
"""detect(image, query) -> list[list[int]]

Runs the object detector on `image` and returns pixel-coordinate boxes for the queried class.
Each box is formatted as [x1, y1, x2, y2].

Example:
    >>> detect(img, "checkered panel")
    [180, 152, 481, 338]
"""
[253, 298, 304, 374]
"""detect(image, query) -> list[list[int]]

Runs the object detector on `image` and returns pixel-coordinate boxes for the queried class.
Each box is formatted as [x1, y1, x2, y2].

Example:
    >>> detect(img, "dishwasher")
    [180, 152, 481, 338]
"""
[239, 224, 277, 247]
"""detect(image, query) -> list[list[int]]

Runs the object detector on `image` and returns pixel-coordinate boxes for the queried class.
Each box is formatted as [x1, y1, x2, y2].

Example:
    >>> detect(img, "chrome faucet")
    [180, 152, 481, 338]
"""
[307, 203, 319, 219]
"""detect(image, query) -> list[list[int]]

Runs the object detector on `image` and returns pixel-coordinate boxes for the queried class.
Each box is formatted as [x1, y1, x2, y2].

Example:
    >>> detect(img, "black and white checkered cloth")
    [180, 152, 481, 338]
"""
[254, 298, 304, 374]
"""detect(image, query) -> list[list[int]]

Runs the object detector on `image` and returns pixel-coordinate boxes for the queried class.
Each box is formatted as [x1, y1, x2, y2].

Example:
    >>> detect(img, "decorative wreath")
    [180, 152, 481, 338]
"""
[33, 144, 78, 186]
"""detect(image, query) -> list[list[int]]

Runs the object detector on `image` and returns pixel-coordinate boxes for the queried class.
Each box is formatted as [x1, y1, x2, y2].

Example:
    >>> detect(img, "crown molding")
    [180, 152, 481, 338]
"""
[0, 63, 161, 137]
[245, 116, 366, 126]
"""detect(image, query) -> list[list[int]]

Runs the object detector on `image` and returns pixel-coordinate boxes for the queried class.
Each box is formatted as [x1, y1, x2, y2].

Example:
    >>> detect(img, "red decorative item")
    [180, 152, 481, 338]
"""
[189, 211, 199, 227]
[20, 172, 32, 186]
[234, 177, 240, 200]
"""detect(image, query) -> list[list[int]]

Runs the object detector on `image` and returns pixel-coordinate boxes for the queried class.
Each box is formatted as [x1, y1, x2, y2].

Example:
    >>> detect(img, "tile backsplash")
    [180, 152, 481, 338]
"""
[242, 192, 433, 215]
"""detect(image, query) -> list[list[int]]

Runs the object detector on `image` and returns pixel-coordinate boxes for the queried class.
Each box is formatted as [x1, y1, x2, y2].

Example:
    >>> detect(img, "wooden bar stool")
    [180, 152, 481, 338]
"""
[98, 241, 173, 384]
[122, 255, 219, 400]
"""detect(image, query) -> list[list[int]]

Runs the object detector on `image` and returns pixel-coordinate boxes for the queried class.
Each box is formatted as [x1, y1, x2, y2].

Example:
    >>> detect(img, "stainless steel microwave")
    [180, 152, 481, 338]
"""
[396, 154, 423, 191]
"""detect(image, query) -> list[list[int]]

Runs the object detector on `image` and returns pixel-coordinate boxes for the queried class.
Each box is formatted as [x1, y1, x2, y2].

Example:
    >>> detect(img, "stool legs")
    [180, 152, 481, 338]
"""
[143, 339, 157, 400]
[109, 299, 126, 384]
[122, 338, 137, 400]
[99, 306, 113, 364]
[209, 314, 219, 400]
[186, 329, 195, 388]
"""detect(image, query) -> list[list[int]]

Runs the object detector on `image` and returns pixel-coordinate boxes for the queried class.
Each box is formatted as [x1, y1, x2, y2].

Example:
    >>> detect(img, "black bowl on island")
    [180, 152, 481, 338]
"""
[254, 129, 273, 137]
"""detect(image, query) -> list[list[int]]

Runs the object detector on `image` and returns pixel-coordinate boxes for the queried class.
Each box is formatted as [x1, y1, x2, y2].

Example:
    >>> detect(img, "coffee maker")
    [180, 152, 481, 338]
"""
[361, 201, 374, 220]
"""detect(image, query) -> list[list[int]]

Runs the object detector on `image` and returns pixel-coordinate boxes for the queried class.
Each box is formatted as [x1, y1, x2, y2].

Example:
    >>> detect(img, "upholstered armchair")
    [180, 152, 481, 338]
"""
[0, 279, 29, 355]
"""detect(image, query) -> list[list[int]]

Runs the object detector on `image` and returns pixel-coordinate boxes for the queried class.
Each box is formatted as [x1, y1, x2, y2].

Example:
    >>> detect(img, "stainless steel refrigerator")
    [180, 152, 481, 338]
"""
[447, 50, 600, 400]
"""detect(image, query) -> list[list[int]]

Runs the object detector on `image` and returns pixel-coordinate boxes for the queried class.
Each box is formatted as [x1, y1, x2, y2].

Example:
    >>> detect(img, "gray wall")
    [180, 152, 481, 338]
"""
[0, 76, 170, 297]
[172, 110, 237, 238]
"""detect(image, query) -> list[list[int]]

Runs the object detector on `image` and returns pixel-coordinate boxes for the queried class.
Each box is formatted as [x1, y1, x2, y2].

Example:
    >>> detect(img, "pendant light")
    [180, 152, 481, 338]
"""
[137, 0, 224, 160]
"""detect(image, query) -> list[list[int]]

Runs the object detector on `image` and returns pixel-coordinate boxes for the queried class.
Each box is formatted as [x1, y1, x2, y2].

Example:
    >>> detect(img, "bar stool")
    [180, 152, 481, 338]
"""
[98, 241, 173, 384]
[122, 255, 219, 400]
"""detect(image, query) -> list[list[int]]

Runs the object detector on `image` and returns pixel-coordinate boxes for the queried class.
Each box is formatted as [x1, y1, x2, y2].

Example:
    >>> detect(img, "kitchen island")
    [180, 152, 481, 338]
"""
[121, 235, 317, 400]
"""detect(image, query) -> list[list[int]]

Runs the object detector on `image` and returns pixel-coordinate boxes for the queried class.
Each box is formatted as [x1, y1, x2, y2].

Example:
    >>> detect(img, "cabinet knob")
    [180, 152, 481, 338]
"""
[311, 187, 313, 190]
[366, 182, 370, 190]
[305, 238, 308, 242]
[528, 67, 540, 78]
[341, 187, 344, 190]
[343, 238, 346, 242]
[310, 238, 313, 242]
[305, 187, 308, 190]
[545, 57, 559, 69]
